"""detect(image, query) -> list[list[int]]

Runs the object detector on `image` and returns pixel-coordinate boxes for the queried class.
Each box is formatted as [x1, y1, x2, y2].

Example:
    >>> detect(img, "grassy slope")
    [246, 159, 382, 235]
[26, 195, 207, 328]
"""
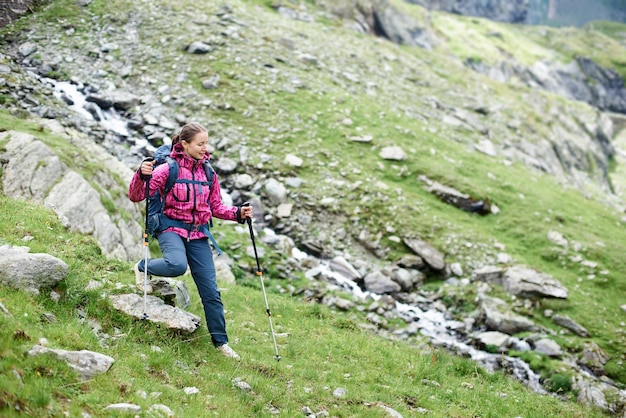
[0, 0, 625, 415]
[0, 170, 602, 418]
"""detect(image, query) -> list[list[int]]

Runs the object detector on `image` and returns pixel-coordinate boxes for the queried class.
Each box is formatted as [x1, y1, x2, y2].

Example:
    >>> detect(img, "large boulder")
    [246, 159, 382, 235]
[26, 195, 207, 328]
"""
[0, 128, 143, 262]
[0, 245, 67, 295]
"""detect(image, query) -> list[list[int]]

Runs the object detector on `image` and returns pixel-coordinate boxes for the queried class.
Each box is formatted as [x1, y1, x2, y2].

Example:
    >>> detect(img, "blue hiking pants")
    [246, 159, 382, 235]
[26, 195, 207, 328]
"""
[138, 232, 228, 347]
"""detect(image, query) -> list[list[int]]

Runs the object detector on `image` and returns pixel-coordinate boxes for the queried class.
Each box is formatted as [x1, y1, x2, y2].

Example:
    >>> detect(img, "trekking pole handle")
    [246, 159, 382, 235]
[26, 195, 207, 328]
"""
[242, 202, 262, 273]
[242, 201, 252, 225]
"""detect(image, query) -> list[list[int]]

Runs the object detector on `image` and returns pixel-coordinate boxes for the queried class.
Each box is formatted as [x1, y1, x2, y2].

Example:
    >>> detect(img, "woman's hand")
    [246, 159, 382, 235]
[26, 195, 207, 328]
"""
[240, 205, 253, 219]
[140, 159, 155, 177]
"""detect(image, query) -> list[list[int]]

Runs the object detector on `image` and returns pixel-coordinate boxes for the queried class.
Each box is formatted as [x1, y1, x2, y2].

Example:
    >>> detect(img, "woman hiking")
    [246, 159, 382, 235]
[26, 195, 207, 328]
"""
[128, 122, 252, 360]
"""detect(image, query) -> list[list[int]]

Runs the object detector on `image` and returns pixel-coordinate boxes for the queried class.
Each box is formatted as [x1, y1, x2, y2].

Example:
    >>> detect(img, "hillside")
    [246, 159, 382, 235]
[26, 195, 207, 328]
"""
[1, 0, 626, 416]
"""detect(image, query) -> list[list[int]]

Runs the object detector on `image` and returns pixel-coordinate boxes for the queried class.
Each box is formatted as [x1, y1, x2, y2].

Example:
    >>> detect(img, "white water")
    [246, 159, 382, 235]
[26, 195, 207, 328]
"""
[49, 80, 130, 138]
[298, 250, 545, 393]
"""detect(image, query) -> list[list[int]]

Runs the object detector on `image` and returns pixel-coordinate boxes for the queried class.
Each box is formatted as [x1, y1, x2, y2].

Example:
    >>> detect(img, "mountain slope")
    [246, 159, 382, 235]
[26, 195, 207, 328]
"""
[0, 0, 625, 415]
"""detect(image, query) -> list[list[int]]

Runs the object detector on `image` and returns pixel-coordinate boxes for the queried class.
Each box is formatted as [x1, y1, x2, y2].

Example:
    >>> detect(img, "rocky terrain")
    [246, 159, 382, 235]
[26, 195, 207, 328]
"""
[1, 0, 626, 414]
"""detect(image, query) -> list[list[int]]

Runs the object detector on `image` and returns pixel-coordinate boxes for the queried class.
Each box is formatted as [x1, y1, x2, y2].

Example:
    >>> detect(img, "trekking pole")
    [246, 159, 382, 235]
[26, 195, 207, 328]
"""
[243, 203, 280, 361]
[141, 159, 153, 320]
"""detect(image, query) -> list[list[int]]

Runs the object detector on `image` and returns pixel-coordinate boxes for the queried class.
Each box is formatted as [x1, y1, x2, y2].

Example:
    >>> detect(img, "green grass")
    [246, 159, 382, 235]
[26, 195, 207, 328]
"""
[0, 194, 606, 417]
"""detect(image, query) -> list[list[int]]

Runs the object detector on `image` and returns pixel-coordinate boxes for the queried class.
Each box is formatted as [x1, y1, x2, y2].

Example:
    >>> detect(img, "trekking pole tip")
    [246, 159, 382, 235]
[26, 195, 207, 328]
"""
[275, 355, 281, 361]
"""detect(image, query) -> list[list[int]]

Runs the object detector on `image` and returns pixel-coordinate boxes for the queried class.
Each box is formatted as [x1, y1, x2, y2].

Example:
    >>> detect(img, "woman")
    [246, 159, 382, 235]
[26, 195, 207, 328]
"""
[128, 122, 252, 360]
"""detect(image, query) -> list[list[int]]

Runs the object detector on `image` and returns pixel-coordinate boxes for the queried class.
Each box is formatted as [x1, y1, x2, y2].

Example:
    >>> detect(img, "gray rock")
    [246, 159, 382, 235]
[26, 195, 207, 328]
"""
[379, 146, 407, 161]
[368, 2, 437, 49]
[473, 265, 505, 284]
[104, 403, 142, 413]
[396, 254, 425, 270]
[0, 245, 68, 295]
[186, 41, 212, 54]
[502, 265, 568, 299]
[264, 178, 287, 204]
[480, 295, 537, 334]
[578, 341, 610, 372]
[363, 270, 401, 294]
[214, 157, 238, 174]
[552, 314, 589, 337]
[109, 294, 201, 333]
[332, 387, 347, 398]
[202, 75, 220, 89]
[402, 238, 445, 271]
[28, 345, 114, 380]
[533, 338, 562, 357]
[329, 256, 361, 281]
[475, 331, 510, 352]
[0, 129, 142, 262]
[574, 378, 608, 410]
[109, 91, 140, 111]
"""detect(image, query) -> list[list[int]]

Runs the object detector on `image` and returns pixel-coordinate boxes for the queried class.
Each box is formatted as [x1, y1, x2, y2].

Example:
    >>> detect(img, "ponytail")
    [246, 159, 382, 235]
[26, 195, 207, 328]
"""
[172, 123, 206, 146]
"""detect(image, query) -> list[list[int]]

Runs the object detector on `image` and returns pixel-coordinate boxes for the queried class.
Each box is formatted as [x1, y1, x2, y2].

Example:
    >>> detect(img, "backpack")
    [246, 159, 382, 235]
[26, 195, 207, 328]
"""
[146, 144, 222, 254]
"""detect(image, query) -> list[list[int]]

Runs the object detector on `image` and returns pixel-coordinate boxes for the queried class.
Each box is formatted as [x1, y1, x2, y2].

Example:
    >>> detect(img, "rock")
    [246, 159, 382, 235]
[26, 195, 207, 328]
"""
[379, 145, 407, 161]
[0, 245, 68, 295]
[276, 203, 293, 218]
[502, 265, 568, 299]
[0, 130, 142, 262]
[374, 402, 403, 418]
[533, 338, 562, 357]
[215, 257, 236, 285]
[420, 176, 493, 215]
[104, 403, 142, 413]
[473, 265, 505, 284]
[450, 262, 463, 276]
[574, 378, 608, 410]
[186, 41, 212, 54]
[148, 404, 174, 417]
[214, 157, 238, 174]
[202, 74, 220, 89]
[329, 256, 361, 281]
[331, 297, 355, 310]
[396, 254, 425, 270]
[363, 270, 401, 294]
[109, 294, 201, 333]
[402, 238, 445, 271]
[285, 154, 303, 167]
[28, 345, 114, 380]
[547, 230, 568, 248]
[578, 341, 610, 373]
[475, 331, 511, 352]
[264, 178, 287, 204]
[552, 314, 589, 337]
[109, 91, 140, 111]
[332, 387, 347, 398]
[480, 295, 537, 334]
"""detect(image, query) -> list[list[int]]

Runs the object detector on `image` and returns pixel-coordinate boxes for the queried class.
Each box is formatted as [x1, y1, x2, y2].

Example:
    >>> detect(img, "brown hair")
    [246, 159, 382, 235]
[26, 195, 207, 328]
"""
[171, 123, 207, 146]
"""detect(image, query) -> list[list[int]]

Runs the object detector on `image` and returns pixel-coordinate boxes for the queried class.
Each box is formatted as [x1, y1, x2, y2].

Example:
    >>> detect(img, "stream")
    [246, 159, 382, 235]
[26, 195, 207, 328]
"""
[296, 250, 546, 394]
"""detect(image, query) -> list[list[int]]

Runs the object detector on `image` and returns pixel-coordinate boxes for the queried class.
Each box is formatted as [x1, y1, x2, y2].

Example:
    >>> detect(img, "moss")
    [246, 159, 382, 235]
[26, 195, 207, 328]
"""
[545, 373, 573, 394]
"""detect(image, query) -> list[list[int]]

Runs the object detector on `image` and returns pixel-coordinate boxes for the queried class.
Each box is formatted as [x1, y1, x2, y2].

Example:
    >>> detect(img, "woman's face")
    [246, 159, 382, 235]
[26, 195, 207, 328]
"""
[182, 131, 209, 160]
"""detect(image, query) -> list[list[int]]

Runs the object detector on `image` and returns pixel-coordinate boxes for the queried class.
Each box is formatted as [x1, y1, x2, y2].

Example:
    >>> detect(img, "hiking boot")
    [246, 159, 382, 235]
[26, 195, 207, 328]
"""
[217, 344, 240, 360]
[134, 262, 153, 294]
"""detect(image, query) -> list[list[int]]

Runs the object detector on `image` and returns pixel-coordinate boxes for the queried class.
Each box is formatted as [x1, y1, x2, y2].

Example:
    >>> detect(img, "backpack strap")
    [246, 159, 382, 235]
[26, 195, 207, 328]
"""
[202, 160, 215, 227]
[164, 157, 178, 195]
[202, 160, 215, 188]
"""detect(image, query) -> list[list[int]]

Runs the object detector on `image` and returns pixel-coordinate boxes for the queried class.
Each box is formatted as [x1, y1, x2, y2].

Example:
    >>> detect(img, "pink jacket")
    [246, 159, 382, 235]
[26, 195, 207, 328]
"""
[128, 143, 238, 240]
